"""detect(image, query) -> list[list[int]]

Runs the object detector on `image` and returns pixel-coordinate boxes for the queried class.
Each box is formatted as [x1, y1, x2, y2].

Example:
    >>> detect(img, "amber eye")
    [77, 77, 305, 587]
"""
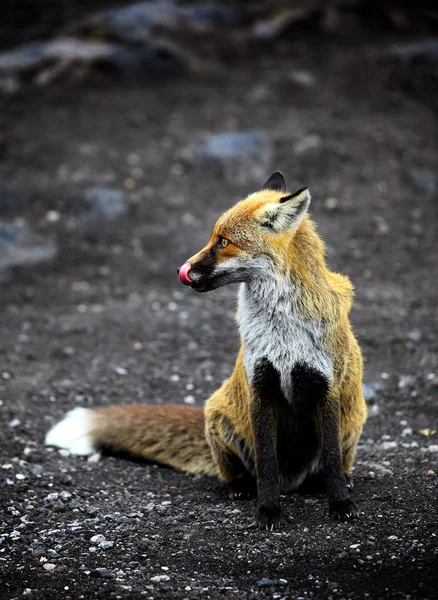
[219, 237, 230, 249]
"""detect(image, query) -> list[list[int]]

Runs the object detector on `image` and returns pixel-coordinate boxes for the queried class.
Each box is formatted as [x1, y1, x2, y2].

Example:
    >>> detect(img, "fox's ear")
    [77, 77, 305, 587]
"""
[260, 171, 287, 193]
[261, 187, 310, 233]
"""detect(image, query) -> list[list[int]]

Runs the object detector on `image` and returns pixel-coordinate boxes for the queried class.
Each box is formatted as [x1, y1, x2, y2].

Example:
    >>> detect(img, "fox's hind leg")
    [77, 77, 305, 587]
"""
[342, 429, 362, 492]
[206, 414, 257, 500]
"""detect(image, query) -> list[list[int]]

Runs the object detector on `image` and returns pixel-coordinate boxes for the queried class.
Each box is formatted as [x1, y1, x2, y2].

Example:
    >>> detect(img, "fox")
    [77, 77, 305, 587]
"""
[46, 171, 367, 529]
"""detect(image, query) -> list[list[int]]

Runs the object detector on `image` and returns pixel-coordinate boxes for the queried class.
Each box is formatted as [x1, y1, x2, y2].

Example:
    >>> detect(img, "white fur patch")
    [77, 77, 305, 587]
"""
[238, 274, 333, 399]
[45, 407, 98, 456]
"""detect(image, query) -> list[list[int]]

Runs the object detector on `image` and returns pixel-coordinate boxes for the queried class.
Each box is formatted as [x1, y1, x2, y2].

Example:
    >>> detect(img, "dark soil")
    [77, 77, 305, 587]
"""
[0, 32, 437, 600]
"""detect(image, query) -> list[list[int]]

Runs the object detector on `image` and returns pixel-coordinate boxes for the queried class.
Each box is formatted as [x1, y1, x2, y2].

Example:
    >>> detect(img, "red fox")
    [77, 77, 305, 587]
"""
[46, 172, 367, 529]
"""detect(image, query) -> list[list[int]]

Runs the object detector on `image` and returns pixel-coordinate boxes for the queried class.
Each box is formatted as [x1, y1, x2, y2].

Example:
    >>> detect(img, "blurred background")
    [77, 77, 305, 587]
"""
[0, 1, 437, 598]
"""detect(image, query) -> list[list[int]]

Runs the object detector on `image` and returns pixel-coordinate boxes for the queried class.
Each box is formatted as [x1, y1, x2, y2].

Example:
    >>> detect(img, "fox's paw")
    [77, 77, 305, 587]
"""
[229, 477, 257, 501]
[255, 503, 283, 531]
[329, 498, 360, 521]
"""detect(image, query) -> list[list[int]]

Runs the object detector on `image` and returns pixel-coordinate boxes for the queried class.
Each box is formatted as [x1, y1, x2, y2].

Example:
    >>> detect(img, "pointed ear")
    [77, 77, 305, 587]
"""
[260, 188, 311, 233]
[260, 171, 287, 193]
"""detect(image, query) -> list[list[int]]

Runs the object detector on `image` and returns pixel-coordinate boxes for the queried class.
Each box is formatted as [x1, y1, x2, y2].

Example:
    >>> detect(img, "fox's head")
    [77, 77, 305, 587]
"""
[177, 172, 311, 293]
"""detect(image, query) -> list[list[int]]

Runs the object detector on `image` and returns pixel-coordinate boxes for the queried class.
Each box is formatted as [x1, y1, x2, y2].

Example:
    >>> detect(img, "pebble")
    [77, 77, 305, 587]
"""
[398, 375, 415, 389]
[90, 534, 106, 544]
[293, 135, 322, 155]
[362, 382, 384, 402]
[409, 168, 437, 195]
[99, 540, 114, 550]
[407, 329, 423, 342]
[90, 568, 115, 579]
[324, 197, 339, 211]
[45, 493, 59, 502]
[428, 445, 438, 453]
[150, 575, 170, 582]
[381, 441, 398, 450]
[183, 395, 196, 405]
[256, 578, 288, 587]
[0, 220, 57, 272]
[43, 563, 56, 571]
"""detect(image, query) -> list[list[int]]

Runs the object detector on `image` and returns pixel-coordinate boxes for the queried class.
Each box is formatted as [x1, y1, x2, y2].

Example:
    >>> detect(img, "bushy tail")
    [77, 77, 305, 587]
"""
[45, 404, 217, 477]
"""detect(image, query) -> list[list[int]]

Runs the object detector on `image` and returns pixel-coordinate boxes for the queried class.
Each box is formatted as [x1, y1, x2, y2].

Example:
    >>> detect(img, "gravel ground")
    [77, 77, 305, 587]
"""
[0, 32, 437, 600]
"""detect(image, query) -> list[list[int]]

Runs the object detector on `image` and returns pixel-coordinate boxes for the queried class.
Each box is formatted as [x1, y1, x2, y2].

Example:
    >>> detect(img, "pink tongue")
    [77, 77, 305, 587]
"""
[179, 262, 192, 285]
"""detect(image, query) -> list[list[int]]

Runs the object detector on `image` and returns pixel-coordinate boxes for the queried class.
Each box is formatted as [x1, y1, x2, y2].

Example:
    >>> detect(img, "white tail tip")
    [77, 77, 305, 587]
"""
[45, 407, 97, 456]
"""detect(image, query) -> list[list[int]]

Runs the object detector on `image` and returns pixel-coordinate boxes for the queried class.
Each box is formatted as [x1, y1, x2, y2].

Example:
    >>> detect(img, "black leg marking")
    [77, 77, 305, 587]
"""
[322, 398, 359, 520]
[251, 359, 283, 530]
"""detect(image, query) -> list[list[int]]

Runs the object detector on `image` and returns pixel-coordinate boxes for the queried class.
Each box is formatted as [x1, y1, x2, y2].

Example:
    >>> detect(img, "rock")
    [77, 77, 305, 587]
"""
[151, 574, 170, 582]
[43, 563, 56, 571]
[182, 130, 273, 184]
[366, 462, 393, 476]
[99, 540, 114, 550]
[183, 395, 196, 405]
[428, 445, 438, 453]
[256, 578, 288, 587]
[90, 534, 106, 544]
[324, 197, 339, 211]
[0, 220, 57, 274]
[409, 169, 437, 195]
[398, 375, 416, 389]
[293, 135, 322, 155]
[90, 568, 115, 579]
[407, 328, 423, 342]
[381, 441, 398, 451]
[362, 382, 384, 402]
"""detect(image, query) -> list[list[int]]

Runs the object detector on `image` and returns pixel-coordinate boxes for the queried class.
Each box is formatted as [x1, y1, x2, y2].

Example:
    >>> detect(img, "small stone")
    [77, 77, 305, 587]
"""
[428, 445, 438, 453]
[90, 534, 106, 544]
[362, 382, 384, 402]
[113, 366, 128, 376]
[0, 221, 57, 272]
[409, 168, 437, 195]
[99, 540, 114, 550]
[381, 441, 398, 450]
[398, 375, 415, 389]
[293, 135, 322, 155]
[90, 568, 115, 579]
[407, 329, 423, 342]
[43, 563, 56, 571]
[401, 427, 413, 437]
[324, 197, 339, 211]
[288, 70, 317, 88]
[45, 493, 59, 502]
[183, 395, 196, 405]
[255, 578, 287, 587]
[150, 575, 170, 583]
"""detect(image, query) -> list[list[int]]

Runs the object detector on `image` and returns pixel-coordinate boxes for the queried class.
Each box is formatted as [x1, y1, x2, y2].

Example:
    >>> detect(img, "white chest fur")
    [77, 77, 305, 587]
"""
[238, 278, 333, 399]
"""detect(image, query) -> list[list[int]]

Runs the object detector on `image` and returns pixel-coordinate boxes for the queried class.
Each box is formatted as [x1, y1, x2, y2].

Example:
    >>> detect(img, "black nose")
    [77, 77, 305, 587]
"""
[177, 266, 181, 274]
